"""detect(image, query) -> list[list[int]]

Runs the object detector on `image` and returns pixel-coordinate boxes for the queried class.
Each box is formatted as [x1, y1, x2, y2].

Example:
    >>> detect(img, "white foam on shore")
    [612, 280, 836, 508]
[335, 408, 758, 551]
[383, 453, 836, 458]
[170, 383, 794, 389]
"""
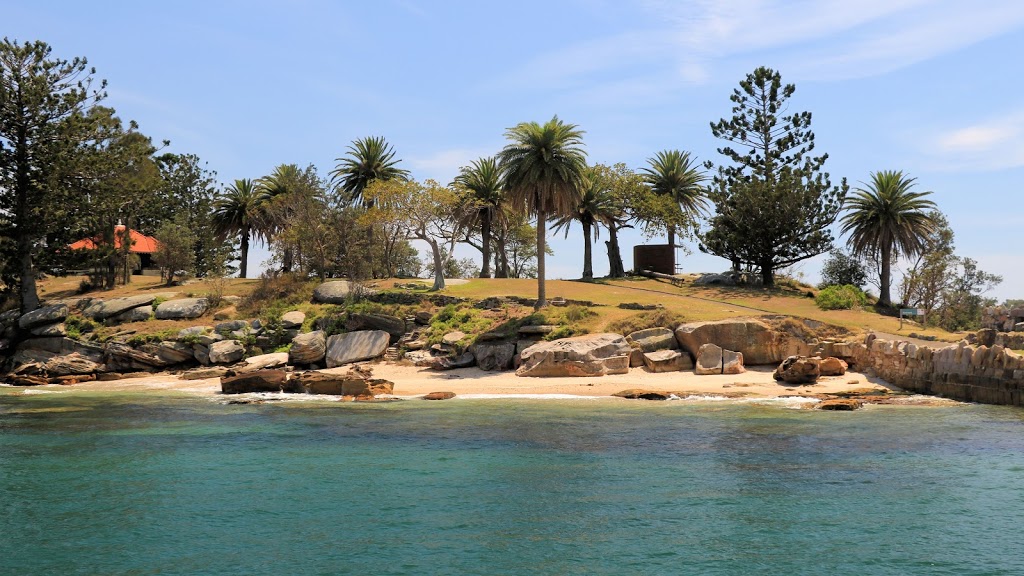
[21, 388, 62, 395]
[742, 396, 822, 409]
[446, 393, 605, 400]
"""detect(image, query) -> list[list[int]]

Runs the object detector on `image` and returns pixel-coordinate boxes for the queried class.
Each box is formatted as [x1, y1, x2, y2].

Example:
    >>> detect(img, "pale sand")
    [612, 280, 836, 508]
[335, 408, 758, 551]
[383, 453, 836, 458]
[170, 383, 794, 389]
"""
[33, 362, 894, 400]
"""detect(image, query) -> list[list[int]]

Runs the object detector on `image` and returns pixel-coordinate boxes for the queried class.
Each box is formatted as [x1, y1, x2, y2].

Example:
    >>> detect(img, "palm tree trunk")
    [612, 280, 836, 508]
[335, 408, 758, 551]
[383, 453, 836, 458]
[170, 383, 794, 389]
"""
[239, 230, 250, 279]
[535, 209, 547, 308]
[479, 212, 492, 278]
[880, 246, 892, 308]
[582, 220, 593, 280]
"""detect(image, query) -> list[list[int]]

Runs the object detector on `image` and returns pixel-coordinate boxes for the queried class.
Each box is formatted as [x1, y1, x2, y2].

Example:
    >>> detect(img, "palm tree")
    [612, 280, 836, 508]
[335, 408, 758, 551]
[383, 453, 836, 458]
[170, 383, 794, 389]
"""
[498, 116, 587, 307]
[639, 149, 707, 249]
[454, 156, 504, 278]
[840, 170, 937, 308]
[211, 178, 269, 278]
[259, 164, 303, 272]
[552, 168, 620, 280]
[329, 136, 410, 206]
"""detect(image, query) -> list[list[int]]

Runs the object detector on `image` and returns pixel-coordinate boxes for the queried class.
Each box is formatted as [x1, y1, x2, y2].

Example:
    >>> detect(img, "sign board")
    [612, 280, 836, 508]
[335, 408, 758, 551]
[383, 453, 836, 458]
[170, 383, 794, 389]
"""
[900, 308, 920, 316]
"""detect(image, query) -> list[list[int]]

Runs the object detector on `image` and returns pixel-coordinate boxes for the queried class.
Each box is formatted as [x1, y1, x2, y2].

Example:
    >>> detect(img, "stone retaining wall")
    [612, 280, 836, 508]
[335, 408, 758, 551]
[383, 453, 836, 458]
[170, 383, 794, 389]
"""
[849, 334, 1024, 407]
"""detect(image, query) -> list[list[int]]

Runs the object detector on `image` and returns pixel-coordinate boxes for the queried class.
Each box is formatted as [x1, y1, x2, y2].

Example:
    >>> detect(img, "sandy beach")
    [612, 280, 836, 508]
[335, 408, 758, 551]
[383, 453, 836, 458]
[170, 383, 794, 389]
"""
[16, 362, 905, 401]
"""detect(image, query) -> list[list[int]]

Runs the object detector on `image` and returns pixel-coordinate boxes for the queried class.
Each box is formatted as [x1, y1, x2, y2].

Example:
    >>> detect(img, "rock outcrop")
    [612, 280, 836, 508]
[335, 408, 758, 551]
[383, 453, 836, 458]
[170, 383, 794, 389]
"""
[774, 356, 821, 384]
[695, 343, 724, 375]
[674, 319, 806, 365]
[346, 313, 406, 343]
[83, 295, 155, 320]
[626, 327, 678, 352]
[208, 340, 245, 364]
[470, 341, 516, 371]
[280, 311, 305, 329]
[221, 369, 291, 394]
[18, 304, 69, 330]
[819, 356, 848, 376]
[155, 298, 209, 320]
[325, 330, 389, 367]
[423, 391, 456, 400]
[642, 349, 693, 373]
[516, 333, 630, 377]
[289, 330, 326, 365]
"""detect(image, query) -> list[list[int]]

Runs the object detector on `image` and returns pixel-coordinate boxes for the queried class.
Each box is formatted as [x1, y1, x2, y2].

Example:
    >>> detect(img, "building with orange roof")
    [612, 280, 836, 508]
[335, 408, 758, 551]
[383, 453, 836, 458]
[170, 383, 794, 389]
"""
[69, 224, 161, 273]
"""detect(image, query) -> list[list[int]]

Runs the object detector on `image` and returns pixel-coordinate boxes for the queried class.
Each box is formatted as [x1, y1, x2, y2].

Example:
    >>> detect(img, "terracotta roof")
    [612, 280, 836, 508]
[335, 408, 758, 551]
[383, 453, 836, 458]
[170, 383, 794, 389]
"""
[69, 225, 161, 254]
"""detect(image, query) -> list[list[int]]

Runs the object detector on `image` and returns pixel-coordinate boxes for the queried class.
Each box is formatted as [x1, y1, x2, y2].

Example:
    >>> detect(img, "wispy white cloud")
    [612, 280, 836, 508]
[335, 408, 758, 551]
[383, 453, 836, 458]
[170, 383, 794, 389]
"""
[925, 110, 1024, 171]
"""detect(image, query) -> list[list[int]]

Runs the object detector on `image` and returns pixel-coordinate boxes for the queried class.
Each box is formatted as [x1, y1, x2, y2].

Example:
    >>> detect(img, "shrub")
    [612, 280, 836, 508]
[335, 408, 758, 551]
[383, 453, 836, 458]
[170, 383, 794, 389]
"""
[606, 309, 688, 335]
[815, 285, 868, 310]
[818, 250, 867, 289]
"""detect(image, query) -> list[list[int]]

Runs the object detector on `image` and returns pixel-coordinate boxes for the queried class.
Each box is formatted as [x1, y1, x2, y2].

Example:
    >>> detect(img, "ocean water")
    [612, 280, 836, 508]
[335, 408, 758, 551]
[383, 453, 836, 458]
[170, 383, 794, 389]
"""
[2, 389, 1024, 575]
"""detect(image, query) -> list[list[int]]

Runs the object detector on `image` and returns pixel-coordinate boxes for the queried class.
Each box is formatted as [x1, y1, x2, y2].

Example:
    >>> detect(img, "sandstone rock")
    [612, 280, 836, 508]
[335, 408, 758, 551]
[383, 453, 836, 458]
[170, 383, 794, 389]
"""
[19, 304, 69, 330]
[178, 326, 213, 340]
[442, 331, 467, 345]
[208, 340, 245, 364]
[325, 330, 389, 367]
[722, 348, 745, 375]
[83, 295, 155, 320]
[773, 356, 820, 384]
[298, 371, 360, 395]
[30, 322, 66, 337]
[104, 342, 164, 372]
[111, 305, 153, 324]
[237, 352, 289, 373]
[977, 328, 997, 347]
[431, 352, 476, 370]
[341, 377, 394, 397]
[347, 313, 406, 342]
[516, 333, 631, 378]
[817, 398, 863, 411]
[215, 319, 249, 333]
[414, 311, 433, 325]
[643, 349, 693, 373]
[518, 325, 556, 336]
[180, 367, 232, 380]
[819, 356, 848, 376]
[629, 348, 645, 367]
[695, 343, 724, 375]
[288, 327, 323, 362]
[152, 341, 196, 365]
[155, 298, 209, 320]
[693, 272, 737, 286]
[627, 327, 678, 352]
[220, 369, 290, 394]
[44, 353, 102, 376]
[674, 319, 806, 366]
[193, 344, 210, 365]
[613, 389, 672, 400]
[470, 341, 515, 371]
[281, 310, 305, 329]
[423, 391, 456, 400]
[0, 309, 21, 327]
[311, 280, 374, 304]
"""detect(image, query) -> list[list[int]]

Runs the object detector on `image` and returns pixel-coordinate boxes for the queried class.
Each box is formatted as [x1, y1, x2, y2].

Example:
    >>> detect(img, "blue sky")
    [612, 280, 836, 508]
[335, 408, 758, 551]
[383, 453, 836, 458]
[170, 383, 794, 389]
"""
[8, 0, 1023, 300]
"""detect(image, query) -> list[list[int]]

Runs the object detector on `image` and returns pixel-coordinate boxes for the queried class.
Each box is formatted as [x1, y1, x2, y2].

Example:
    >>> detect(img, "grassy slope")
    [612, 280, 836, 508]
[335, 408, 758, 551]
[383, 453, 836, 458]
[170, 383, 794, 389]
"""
[40, 274, 963, 343]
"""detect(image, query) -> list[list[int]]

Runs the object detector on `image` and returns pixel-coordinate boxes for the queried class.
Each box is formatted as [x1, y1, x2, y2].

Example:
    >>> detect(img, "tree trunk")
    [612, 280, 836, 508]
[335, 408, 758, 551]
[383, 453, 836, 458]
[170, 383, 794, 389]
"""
[606, 225, 624, 278]
[582, 220, 593, 280]
[535, 210, 547, 308]
[282, 247, 293, 273]
[495, 231, 509, 278]
[239, 230, 250, 279]
[17, 234, 38, 313]
[879, 246, 892, 307]
[667, 225, 676, 249]
[479, 212, 492, 278]
[429, 240, 446, 291]
[761, 261, 774, 287]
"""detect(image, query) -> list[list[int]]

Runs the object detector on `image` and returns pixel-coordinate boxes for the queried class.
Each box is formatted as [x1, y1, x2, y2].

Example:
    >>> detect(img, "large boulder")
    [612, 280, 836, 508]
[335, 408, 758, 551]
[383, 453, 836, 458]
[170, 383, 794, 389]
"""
[221, 369, 290, 394]
[237, 352, 289, 373]
[30, 323, 66, 337]
[325, 330, 390, 367]
[104, 342, 165, 372]
[155, 298, 209, 320]
[208, 340, 245, 364]
[516, 333, 631, 378]
[722, 348, 746, 375]
[674, 319, 806, 366]
[18, 304, 69, 330]
[280, 311, 305, 330]
[642, 349, 693, 373]
[44, 353, 103, 376]
[83, 295, 155, 320]
[289, 330, 326, 365]
[298, 371, 393, 396]
[470, 341, 516, 371]
[695, 343, 724, 375]
[773, 355, 821, 384]
[626, 327, 678, 353]
[214, 320, 249, 333]
[110, 305, 153, 324]
[819, 356, 848, 376]
[312, 281, 365, 304]
[143, 341, 195, 365]
[346, 313, 406, 343]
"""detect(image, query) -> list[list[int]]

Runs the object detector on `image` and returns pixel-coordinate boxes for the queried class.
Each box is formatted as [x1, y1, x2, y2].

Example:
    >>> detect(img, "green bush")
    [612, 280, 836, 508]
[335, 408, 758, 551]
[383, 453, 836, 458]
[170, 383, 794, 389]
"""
[815, 285, 867, 311]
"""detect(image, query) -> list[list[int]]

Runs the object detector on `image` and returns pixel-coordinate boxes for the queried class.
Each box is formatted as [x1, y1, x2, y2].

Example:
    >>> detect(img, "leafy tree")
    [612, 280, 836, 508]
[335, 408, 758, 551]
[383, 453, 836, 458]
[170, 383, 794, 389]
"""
[898, 210, 954, 312]
[153, 218, 196, 285]
[552, 166, 620, 280]
[0, 39, 106, 311]
[211, 178, 269, 278]
[639, 149, 707, 249]
[454, 156, 504, 278]
[503, 214, 549, 279]
[818, 249, 867, 289]
[700, 66, 847, 287]
[497, 116, 587, 307]
[936, 258, 1001, 331]
[840, 170, 937, 307]
[329, 136, 410, 207]
[363, 178, 474, 290]
[424, 248, 477, 280]
[589, 163, 646, 278]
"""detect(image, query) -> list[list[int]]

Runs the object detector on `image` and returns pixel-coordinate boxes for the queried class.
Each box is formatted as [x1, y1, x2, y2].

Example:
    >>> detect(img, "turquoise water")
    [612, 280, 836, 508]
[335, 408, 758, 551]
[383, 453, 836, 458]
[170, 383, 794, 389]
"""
[2, 390, 1024, 575]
